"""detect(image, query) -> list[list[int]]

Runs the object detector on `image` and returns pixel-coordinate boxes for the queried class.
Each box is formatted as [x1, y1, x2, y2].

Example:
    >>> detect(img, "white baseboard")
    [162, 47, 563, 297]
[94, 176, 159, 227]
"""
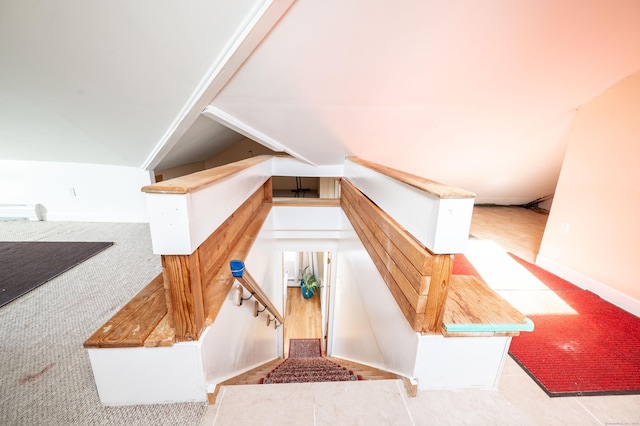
[536, 255, 640, 317]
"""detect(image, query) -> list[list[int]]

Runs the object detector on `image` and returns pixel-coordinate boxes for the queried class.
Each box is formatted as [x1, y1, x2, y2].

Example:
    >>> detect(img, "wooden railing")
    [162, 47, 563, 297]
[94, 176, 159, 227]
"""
[342, 157, 531, 336]
[86, 154, 530, 349]
[141, 156, 274, 342]
[230, 260, 284, 325]
[341, 178, 453, 332]
[347, 157, 477, 199]
[141, 155, 272, 194]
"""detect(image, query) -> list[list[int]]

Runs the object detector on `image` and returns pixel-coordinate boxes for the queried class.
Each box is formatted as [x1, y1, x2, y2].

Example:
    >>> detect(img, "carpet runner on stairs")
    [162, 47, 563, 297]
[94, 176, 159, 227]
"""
[260, 339, 362, 384]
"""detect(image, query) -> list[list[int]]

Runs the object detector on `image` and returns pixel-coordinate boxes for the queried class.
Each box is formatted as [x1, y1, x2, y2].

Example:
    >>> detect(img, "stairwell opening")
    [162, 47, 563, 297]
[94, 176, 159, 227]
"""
[282, 251, 332, 357]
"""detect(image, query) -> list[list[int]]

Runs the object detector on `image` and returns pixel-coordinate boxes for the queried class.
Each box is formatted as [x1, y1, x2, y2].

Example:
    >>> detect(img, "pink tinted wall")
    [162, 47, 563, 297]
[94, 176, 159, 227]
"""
[538, 71, 640, 308]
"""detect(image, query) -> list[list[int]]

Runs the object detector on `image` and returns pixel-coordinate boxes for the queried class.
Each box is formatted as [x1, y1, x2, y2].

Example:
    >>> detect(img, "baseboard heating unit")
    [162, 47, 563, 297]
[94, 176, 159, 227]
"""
[0, 204, 45, 221]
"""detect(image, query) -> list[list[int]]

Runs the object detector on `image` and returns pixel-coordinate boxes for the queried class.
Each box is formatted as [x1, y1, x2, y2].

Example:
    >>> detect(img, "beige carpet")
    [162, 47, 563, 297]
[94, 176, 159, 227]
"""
[0, 221, 207, 425]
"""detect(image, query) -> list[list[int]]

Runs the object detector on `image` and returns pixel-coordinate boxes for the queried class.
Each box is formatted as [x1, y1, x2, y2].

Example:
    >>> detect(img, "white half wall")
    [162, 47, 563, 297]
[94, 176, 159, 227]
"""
[414, 335, 511, 390]
[343, 159, 474, 254]
[87, 343, 206, 406]
[0, 160, 151, 222]
[146, 158, 271, 254]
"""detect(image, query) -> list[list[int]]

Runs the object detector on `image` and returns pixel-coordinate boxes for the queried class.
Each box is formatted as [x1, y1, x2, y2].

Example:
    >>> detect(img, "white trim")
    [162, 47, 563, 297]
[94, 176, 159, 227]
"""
[201, 105, 316, 165]
[536, 255, 640, 317]
[142, 0, 296, 171]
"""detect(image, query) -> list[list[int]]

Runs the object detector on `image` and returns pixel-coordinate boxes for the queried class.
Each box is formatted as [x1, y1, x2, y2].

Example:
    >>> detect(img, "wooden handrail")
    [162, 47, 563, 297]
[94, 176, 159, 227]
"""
[347, 157, 476, 199]
[161, 181, 272, 342]
[230, 260, 284, 325]
[141, 155, 272, 194]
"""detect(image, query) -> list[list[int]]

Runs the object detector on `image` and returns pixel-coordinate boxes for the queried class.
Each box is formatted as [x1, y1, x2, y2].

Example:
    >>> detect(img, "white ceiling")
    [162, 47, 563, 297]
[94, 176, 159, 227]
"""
[2, 1, 640, 203]
[0, 0, 264, 166]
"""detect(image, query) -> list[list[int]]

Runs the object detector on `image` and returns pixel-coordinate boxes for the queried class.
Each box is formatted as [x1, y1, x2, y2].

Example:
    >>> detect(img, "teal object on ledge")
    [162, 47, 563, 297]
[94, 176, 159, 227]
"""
[443, 317, 535, 333]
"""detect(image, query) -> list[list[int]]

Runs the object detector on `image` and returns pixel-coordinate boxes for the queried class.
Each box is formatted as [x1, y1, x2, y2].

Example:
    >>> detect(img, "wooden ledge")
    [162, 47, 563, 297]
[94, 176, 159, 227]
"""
[348, 157, 476, 199]
[440, 275, 533, 337]
[84, 274, 171, 348]
[273, 198, 340, 207]
[142, 155, 272, 194]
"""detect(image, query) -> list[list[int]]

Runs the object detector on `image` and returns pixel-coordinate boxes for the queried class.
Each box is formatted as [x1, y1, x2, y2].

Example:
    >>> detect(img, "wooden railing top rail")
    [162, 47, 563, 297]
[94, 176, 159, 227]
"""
[347, 157, 476, 199]
[141, 155, 272, 194]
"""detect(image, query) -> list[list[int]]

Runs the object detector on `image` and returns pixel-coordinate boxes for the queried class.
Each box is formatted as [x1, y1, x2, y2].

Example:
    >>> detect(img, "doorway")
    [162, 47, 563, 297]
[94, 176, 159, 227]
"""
[282, 251, 332, 357]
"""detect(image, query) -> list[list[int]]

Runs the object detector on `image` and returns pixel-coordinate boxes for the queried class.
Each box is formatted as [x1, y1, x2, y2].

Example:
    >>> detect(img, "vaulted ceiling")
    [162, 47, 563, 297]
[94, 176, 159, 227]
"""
[2, 0, 640, 204]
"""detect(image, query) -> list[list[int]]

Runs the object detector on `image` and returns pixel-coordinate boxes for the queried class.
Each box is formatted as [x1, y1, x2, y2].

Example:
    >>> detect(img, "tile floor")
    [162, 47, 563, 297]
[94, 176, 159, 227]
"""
[201, 358, 640, 425]
[200, 207, 640, 425]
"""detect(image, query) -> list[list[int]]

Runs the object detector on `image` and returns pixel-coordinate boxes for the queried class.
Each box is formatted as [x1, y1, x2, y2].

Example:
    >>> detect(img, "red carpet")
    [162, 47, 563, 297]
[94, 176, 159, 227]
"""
[454, 253, 640, 397]
[260, 339, 360, 384]
[288, 338, 322, 358]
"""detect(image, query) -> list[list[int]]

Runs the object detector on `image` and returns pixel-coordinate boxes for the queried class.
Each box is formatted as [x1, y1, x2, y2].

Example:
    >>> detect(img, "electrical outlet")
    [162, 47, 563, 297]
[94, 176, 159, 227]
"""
[560, 222, 570, 235]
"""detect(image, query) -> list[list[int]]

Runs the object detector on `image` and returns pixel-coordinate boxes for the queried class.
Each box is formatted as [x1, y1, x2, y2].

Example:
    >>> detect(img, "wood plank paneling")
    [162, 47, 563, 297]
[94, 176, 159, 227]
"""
[422, 254, 454, 333]
[204, 203, 272, 325]
[198, 189, 265, 285]
[263, 177, 273, 203]
[341, 180, 428, 331]
[341, 179, 433, 277]
[341, 193, 425, 313]
[163, 183, 271, 342]
[342, 180, 429, 293]
[162, 253, 205, 341]
[83, 274, 167, 348]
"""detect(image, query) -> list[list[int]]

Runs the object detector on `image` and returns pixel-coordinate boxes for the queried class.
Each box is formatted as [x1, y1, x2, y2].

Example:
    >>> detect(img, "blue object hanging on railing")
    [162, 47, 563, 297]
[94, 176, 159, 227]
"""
[230, 260, 245, 278]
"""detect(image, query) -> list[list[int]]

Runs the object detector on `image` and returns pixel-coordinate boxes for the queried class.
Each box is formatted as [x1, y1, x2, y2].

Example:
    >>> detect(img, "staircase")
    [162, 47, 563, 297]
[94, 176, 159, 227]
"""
[221, 358, 395, 386]
[260, 357, 359, 384]
[327, 357, 399, 381]
[217, 357, 398, 387]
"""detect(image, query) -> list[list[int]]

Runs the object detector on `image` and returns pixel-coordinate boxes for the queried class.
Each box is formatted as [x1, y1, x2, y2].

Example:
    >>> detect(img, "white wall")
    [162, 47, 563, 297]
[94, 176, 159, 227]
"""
[88, 343, 206, 406]
[0, 160, 151, 222]
[414, 335, 511, 390]
[538, 71, 640, 316]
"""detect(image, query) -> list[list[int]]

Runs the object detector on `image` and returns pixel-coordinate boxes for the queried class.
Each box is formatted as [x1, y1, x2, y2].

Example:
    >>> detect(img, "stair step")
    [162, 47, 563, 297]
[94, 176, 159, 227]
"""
[327, 357, 398, 380]
[261, 357, 357, 384]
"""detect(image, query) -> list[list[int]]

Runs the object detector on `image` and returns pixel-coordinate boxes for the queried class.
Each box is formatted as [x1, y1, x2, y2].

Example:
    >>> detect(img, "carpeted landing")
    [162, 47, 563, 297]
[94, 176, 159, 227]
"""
[260, 339, 361, 384]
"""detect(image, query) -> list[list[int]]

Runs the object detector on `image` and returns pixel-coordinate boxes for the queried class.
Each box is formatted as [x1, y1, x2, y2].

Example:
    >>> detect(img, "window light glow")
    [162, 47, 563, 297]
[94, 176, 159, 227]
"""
[463, 239, 577, 316]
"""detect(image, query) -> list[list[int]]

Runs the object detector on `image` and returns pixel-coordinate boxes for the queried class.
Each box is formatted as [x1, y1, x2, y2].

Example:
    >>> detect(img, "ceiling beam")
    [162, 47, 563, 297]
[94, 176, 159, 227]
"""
[201, 105, 316, 165]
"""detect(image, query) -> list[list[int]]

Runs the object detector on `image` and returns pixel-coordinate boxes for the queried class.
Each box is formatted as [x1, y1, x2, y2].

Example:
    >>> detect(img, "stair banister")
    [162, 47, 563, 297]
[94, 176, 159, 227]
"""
[230, 260, 285, 325]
